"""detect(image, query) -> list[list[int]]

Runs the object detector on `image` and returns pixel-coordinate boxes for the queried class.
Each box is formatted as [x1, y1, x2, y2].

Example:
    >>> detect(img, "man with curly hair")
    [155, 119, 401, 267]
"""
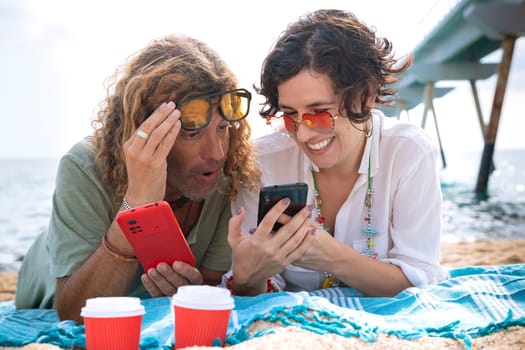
[15, 34, 260, 323]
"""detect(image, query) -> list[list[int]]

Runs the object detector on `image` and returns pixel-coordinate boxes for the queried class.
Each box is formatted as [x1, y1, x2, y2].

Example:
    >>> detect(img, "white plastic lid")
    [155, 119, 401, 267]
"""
[80, 297, 145, 318]
[171, 285, 234, 310]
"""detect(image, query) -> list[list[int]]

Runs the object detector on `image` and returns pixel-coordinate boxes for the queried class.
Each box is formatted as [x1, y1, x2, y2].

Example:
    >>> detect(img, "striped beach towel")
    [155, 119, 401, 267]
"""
[228, 265, 525, 348]
[0, 264, 524, 349]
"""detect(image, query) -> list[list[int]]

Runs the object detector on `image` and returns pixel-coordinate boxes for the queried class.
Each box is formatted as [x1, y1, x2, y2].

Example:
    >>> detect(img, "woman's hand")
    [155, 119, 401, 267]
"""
[122, 101, 181, 206]
[291, 226, 343, 271]
[227, 199, 315, 295]
[141, 261, 203, 297]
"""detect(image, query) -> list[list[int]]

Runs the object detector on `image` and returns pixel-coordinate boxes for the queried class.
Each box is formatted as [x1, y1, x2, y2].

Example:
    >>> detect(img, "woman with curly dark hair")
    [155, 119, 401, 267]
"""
[227, 9, 447, 296]
[16, 34, 260, 323]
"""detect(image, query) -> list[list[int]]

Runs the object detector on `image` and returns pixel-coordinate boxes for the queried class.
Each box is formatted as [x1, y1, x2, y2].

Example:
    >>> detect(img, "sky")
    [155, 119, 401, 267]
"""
[1, 0, 524, 160]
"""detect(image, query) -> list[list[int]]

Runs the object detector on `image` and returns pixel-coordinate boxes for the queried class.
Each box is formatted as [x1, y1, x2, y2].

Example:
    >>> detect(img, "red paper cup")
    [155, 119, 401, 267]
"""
[81, 297, 145, 350]
[172, 285, 234, 349]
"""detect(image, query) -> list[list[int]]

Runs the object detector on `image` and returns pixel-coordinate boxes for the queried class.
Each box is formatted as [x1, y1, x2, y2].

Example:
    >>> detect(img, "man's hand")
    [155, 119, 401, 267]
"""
[123, 101, 181, 207]
[141, 261, 204, 297]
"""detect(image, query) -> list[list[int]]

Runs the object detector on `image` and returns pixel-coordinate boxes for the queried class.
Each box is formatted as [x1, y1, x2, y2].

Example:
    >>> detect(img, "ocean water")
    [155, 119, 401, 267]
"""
[1, 149, 524, 272]
[439, 148, 525, 242]
[0, 158, 59, 272]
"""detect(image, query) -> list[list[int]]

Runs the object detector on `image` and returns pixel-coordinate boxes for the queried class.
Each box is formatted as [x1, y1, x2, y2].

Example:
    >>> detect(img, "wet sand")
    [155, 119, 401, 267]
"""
[1, 239, 524, 349]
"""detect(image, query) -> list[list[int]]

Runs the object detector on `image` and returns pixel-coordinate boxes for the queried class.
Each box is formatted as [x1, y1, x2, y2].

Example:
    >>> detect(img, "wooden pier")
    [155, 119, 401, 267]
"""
[390, 0, 525, 194]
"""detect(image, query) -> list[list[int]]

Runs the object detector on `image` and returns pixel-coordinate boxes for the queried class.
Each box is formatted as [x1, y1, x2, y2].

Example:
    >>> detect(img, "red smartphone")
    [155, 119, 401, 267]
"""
[257, 182, 308, 231]
[116, 201, 196, 271]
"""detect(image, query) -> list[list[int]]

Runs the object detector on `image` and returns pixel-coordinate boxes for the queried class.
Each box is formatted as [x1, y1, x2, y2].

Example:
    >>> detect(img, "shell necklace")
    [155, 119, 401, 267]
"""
[311, 151, 377, 289]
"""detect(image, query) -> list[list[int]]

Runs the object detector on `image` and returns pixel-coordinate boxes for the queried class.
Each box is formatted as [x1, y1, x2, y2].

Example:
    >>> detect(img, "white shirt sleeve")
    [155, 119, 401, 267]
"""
[377, 119, 448, 286]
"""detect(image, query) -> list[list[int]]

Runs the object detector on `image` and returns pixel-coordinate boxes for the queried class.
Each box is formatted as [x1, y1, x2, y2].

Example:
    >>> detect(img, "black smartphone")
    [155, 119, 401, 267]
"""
[257, 182, 308, 231]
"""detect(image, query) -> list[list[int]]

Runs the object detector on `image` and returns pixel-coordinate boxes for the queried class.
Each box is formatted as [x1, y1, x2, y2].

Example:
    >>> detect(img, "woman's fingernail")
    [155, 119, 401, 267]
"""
[281, 197, 290, 205]
[309, 228, 317, 235]
[307, 204, 315, 212]
[236, 207, 242, 216]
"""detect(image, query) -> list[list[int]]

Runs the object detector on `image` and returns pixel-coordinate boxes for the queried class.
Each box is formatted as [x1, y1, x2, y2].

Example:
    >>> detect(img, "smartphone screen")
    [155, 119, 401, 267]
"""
[257, 182, 308, 231]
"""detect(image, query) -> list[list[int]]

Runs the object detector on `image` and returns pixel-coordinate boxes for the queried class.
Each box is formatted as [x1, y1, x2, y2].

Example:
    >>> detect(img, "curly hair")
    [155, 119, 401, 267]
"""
[91, 34, 260, 207]
[257, 9, 413, 123]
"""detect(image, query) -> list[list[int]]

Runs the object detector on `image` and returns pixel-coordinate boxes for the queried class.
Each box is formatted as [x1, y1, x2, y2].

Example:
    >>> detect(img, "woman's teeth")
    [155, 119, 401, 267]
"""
[308, 137, 333, 150]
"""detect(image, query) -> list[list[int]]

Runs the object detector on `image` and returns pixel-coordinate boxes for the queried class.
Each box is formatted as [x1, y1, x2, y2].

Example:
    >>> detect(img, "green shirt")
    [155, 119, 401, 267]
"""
[16, 137, 232, 309]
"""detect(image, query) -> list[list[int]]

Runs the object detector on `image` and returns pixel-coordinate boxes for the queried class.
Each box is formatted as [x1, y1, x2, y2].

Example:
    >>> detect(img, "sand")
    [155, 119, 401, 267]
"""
[0, 272, 17, 304]
[439, 239, 525, 267]
[1, 239, 524, 349]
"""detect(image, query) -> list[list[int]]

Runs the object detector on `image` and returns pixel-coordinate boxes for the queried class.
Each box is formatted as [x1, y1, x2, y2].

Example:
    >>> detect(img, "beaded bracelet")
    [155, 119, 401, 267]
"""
[101, 233, 137, 262]
[225, 275, 274, 295]
[122, 198, 132, 210]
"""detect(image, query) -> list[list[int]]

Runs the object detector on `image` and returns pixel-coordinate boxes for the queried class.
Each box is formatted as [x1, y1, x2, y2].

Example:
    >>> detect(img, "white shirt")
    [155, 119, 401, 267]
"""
[232, 110, 448, 291]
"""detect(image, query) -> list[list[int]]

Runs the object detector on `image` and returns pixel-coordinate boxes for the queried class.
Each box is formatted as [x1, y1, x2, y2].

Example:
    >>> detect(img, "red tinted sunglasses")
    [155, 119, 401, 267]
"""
[266, 111, 339, 134]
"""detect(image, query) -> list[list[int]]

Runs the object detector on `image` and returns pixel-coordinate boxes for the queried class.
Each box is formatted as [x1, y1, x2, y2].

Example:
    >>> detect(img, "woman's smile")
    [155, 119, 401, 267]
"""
[307, 136, 335, 151]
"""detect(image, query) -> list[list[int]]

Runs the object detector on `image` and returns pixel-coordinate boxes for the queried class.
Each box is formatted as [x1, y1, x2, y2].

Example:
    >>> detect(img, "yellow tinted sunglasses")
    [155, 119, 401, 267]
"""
[177, 88, 251, 131]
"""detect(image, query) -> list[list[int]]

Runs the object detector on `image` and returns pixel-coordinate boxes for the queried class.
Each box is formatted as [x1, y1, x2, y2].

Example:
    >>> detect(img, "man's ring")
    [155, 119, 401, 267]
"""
[136, 130, 149, 140]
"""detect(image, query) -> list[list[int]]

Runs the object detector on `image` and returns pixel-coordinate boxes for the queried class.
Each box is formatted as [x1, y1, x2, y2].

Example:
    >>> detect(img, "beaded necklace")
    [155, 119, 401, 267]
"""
[311, 151, 377, 289]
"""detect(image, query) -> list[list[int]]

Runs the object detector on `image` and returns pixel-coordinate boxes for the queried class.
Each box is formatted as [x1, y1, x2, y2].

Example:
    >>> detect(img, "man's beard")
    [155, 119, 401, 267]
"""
[177, 180, 217, 202]
[166, 163, 224, 201]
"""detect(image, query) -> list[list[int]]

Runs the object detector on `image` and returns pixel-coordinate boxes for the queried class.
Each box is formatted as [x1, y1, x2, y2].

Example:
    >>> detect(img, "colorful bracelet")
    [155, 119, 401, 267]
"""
[101, 233, 137, 262]
[225, 275, 274, 295]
